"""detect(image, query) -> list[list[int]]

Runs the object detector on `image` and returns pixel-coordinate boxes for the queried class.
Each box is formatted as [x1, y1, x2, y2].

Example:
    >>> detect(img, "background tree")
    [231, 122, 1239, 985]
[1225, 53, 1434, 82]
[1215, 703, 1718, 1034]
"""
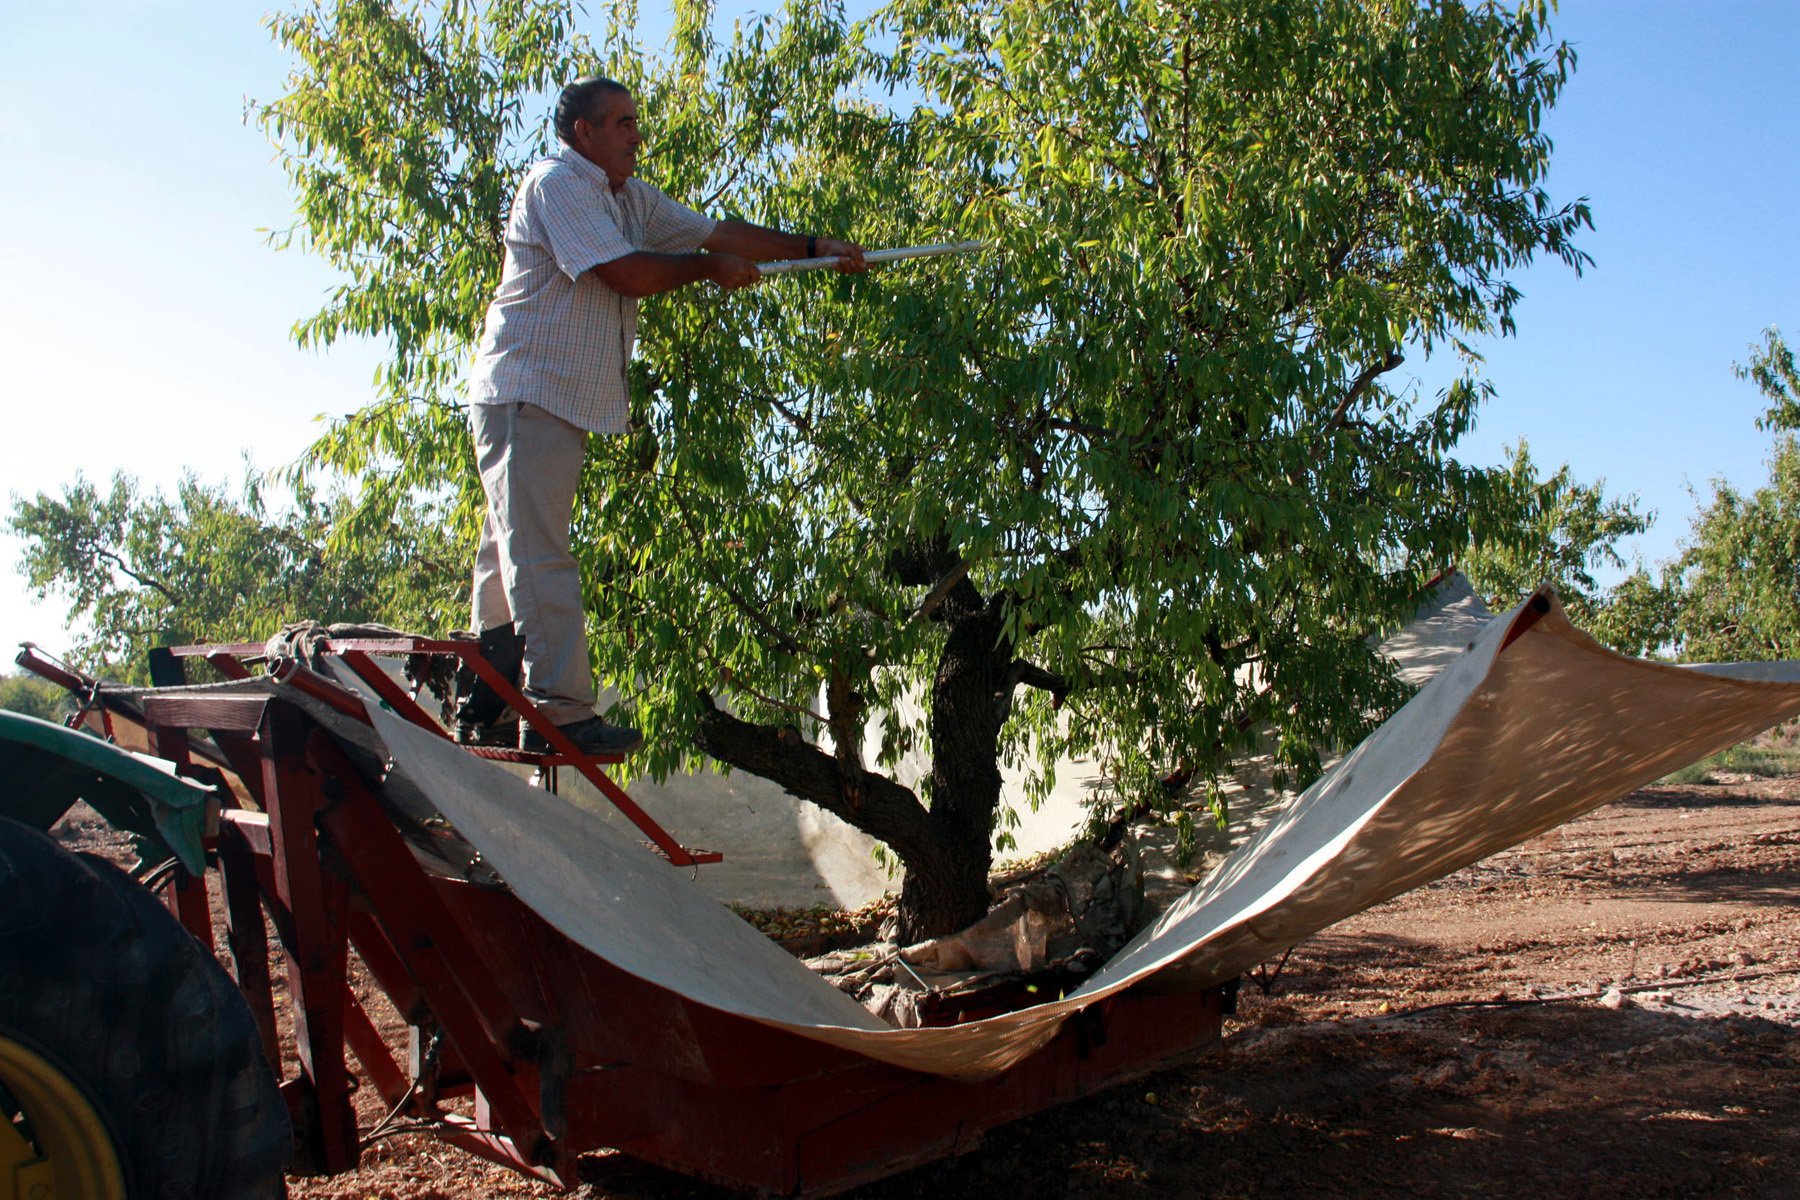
[1658, 329, 1800, 661]
[1458, 439, 1653, 628]
[8, 471, 464, 684]
[0, 674, 68, 722]
[260, 0, 1589, 940]
[1580, 566, 1678, 659]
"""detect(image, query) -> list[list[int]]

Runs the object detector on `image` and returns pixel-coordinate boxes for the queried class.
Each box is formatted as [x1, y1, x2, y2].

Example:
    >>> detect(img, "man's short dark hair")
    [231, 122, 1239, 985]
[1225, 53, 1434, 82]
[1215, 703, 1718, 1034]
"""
[555, 77, 631, 144]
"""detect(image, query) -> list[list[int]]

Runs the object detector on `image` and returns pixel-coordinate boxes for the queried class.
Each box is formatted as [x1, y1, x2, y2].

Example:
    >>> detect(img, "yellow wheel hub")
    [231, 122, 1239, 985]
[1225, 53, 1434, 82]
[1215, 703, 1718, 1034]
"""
[0, 1033, 127, 1200]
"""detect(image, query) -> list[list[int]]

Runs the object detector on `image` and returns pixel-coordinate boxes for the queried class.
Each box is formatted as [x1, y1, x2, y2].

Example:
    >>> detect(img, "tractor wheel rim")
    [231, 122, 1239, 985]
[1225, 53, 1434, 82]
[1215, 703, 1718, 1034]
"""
[0, 1033, 128, 1200]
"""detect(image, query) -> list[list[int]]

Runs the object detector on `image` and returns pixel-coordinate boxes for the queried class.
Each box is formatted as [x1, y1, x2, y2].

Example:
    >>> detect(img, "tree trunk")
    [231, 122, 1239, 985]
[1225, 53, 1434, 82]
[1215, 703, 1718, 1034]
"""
[894, 815, 993, 941]
[691, 577, 1013, 943]
[896, 592, 1010, 941]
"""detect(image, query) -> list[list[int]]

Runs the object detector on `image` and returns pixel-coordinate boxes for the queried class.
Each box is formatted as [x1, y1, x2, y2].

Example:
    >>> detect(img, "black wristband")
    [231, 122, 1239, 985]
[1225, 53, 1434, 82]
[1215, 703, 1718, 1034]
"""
[807, 236, 817, 258]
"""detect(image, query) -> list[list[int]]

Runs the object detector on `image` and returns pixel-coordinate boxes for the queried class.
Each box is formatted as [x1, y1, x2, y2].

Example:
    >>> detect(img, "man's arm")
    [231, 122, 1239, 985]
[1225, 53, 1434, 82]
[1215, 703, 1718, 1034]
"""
[588, 220, 866, 298]
[589, 250, 760, 299]
[703, 219, 867, 272]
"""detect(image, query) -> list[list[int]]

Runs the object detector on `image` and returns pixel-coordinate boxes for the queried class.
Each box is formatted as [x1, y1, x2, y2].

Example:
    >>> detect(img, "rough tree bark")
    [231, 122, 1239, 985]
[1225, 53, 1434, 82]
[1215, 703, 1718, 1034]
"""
[904, 577, 1009, 938]
[692, 562, 1023, 942]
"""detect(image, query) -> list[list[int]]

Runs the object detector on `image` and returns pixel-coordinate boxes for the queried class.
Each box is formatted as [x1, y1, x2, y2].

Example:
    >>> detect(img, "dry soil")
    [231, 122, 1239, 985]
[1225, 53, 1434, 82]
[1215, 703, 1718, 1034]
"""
[57, 772, 1800, 1199]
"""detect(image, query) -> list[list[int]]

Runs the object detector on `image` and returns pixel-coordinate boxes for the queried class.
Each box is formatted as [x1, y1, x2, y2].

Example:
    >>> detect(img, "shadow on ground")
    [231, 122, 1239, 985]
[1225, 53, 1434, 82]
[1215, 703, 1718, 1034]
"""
[574, 1004, 1799, 1200]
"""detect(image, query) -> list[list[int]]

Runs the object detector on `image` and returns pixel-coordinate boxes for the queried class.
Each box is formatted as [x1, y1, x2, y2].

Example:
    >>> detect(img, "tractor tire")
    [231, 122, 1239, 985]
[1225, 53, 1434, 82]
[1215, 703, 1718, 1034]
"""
[0, 816, 291, 1199]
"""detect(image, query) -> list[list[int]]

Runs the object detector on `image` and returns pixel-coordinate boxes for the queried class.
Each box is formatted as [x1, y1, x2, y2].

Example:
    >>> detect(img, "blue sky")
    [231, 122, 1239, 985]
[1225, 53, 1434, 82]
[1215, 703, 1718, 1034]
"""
[1, 1, 1797, 660]
[1424, 2, 1800, 529]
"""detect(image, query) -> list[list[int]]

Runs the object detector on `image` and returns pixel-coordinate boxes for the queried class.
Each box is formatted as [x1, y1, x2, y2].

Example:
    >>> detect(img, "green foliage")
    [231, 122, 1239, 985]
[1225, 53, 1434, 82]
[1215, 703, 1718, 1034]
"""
[257, 0, 591, 516]
[1656, 329, 1800, 662]
[1458, 439, 1653, 629]
[0, 674, 68, 722]
[1555, 328, 1800, 664]
[1581, 565, 1677, 659]
[260, 0, 1588, 898]
[628, 0, 1587, 792]
[1657, 734, 1800, 786]
[7, 470, 466, 684]
[1743, 326, 1800, 434]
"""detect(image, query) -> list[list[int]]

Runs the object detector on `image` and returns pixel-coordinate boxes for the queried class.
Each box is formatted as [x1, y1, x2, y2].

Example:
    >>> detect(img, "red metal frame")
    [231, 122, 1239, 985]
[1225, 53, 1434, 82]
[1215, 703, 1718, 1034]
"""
[15, 642, 119, 739]
[17, 648, 1227, 1194]
[169, 636, 720, 868]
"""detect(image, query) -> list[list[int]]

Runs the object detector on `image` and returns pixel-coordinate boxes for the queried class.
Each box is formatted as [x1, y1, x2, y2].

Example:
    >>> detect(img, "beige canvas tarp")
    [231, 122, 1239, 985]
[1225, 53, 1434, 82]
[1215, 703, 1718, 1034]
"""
[348, 589, 1800, 1081]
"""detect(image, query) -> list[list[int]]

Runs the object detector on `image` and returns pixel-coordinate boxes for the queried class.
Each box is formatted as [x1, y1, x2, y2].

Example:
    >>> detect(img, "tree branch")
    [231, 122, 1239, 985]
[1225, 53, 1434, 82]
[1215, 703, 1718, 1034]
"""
[594, 576, 824, 723]
[668, 487, 811, 657]
[1043, 416, 1121, 442]
[1321, 350, 1405, 437]
[1007, 659, 1069, 700]
[94, 545, 181, 606]
[827, 669, 869, 811]
[911, 559, 971, 624]
[693, 695, 935, 848]
[995, 657, 1071, 722]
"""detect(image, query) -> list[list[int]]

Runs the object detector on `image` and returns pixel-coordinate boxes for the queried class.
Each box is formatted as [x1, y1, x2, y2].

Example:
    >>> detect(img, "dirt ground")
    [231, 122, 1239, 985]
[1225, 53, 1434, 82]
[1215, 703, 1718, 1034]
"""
[57, 771, 1800, 1199]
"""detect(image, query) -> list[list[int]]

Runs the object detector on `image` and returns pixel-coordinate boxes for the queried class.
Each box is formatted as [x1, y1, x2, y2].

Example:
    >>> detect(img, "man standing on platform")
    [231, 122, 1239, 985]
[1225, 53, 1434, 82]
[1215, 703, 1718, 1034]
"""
[457, 76, 865, 754]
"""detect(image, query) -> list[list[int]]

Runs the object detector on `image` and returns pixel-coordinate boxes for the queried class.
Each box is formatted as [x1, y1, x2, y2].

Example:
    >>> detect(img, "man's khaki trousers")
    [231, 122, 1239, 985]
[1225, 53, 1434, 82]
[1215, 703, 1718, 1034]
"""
[469, 400, 595, 724]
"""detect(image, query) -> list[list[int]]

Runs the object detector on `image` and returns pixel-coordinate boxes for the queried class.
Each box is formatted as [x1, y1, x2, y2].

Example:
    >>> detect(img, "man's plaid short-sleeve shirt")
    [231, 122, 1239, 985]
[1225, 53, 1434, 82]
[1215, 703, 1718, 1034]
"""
[466, 149, 717, 434]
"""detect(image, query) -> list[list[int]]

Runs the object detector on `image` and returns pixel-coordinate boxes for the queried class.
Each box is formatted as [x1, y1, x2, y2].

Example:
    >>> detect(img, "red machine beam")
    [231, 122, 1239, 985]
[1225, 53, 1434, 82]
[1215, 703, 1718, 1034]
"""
[66, 666, 1227, 1196]
[344, 992, 411, 1108]
[437, 1115, 562, 1185]
[139, 721, 219, 949]
[304, 731, 557, 1172]
[334, 649, 454, 742]
[258, 702, 361, 1173]
[208, 652, 255, 680]
[216, 817, 282, 1072]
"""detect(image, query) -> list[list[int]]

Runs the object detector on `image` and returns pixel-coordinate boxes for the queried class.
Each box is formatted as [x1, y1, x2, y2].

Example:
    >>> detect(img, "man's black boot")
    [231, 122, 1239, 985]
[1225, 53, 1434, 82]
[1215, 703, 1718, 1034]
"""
[453, 623, 525, 744]
[520, 715, 644, 756]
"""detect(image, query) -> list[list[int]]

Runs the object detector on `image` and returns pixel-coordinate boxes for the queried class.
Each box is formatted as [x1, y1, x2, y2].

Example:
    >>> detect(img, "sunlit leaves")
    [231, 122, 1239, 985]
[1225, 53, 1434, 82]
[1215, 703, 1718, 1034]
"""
[257, 0, 586, 487]
[262, 0, 1589, 819]
[1459, 440, 1654, 620]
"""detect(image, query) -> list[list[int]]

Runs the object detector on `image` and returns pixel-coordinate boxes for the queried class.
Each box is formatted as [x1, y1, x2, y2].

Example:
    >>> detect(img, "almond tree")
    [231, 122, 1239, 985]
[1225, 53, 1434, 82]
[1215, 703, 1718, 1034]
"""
[262, 0, 1588, 939]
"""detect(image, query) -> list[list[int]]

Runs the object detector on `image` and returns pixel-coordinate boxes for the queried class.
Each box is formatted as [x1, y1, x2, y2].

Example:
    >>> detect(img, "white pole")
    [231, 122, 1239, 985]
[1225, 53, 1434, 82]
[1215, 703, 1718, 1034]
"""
[756, 239, 988, 276]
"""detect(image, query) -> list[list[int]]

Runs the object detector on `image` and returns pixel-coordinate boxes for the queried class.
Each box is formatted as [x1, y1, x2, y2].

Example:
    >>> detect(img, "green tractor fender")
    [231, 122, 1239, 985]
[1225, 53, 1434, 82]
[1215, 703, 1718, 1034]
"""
[0, 708, 215, 876]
